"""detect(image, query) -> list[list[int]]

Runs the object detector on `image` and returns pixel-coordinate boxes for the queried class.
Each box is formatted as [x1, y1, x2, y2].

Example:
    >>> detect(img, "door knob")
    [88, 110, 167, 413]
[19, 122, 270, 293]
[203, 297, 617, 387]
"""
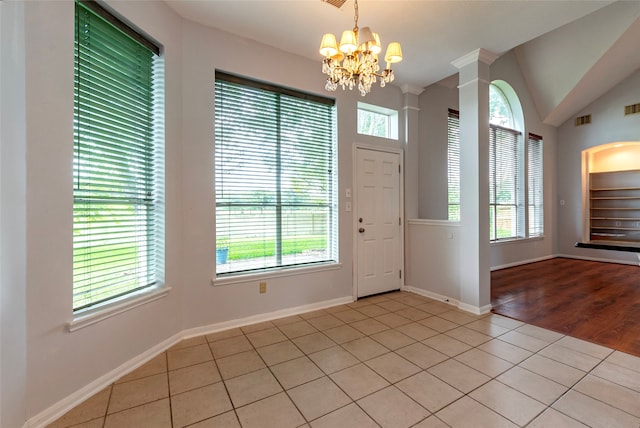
[359, 227, 365, 233]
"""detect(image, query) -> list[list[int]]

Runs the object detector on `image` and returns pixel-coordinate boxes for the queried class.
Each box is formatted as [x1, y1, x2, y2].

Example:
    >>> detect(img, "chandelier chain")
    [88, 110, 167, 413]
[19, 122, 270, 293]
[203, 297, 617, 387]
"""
[353, 0, 359, 32]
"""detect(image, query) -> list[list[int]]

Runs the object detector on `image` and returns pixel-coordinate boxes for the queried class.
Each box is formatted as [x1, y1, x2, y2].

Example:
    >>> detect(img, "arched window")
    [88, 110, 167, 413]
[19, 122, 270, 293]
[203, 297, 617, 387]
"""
[489, 82, 522, 240]
[489, 84, 514, 128]
[447, 81, 544, 240]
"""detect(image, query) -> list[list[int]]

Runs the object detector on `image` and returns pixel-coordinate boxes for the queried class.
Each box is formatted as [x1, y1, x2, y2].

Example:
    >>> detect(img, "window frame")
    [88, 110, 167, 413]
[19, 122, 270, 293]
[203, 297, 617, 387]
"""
[489, 123, 524, 241]
[447, 109, 460, 221]
[72, 0, 164, 315]
[527, 133, 544, 238]
[446, 83, 544, 241]
[214, 71, 338, 279]
[357, 102, 399, 140]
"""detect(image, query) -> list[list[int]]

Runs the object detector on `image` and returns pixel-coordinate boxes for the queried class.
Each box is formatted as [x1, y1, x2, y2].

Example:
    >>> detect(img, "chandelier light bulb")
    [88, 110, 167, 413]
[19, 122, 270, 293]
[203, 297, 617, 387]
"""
[370, 33, 382, 55]
[319, 33, 338, 57]
[339, 30, 358, 54]
[384, 42, 403, 64]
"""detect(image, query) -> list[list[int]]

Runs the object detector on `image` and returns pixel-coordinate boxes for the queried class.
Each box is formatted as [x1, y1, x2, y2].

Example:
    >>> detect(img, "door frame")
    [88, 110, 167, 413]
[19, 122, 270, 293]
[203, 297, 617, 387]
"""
[352, 143, 405, 300]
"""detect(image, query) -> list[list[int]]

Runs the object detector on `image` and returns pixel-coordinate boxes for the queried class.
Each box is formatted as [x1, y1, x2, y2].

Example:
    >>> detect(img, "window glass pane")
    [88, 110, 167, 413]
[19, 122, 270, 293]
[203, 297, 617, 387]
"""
[358, 109, 388, 138]
[447, 109, 460, 221]
[489, 85, 514, 128]
[490, 125, 521, 241]
[447, 84, 539, 242]
[528, 134, 544, 236]
[73, 1, 162, 311]
[215, 74, 337, 276]
[357, 102, 398, 139]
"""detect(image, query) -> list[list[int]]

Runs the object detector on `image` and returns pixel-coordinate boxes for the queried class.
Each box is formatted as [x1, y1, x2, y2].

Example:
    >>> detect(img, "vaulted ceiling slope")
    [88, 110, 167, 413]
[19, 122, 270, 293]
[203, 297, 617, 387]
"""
[165, 0, 639, 127]
[515, 1, 640, 126]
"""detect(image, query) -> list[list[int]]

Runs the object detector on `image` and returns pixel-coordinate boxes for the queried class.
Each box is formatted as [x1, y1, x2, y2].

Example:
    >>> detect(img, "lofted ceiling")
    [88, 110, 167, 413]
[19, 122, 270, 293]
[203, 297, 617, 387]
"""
[166, 0, 640, 126]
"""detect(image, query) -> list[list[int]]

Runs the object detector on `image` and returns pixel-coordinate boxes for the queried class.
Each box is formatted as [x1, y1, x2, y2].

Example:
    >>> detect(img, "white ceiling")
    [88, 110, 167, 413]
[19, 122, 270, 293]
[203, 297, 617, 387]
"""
[166, 0, 640, 126]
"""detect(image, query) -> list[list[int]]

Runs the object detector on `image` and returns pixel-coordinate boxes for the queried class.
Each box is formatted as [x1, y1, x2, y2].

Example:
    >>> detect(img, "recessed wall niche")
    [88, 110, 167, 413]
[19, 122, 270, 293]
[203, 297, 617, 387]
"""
[582, 142, 640, 246]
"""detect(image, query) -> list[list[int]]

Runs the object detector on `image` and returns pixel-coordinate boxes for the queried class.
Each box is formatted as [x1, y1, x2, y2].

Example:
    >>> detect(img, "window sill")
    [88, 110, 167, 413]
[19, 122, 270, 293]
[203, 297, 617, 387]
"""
[407, 219, 460, 226]
[212, 262, 342, 286]
[68, 285, 171, 332]
[490, 236, 544, 246]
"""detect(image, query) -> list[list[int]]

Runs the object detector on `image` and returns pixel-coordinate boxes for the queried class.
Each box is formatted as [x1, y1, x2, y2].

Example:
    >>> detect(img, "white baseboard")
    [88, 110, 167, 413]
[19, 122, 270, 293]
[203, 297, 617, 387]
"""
[491, 253, 640, 271]
[180, 295, 353, 340]
[555, 253, 640, 267]
[490, 255, 555, 271]
[24, 295, 354, 428]
[402, 286, 458, 308]
[24, 332, 182, 428]
[403, 286, 491, 315]
[458, 301, 492, 315]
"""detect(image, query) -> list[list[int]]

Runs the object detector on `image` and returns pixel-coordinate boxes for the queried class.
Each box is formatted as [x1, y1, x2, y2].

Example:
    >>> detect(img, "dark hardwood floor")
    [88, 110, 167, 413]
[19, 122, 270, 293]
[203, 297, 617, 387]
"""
[491, 257, 640, 357]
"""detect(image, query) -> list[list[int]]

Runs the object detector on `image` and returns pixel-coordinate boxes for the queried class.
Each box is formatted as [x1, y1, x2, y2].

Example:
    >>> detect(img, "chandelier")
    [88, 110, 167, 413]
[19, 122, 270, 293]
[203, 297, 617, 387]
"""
[319, 0, 403, 96]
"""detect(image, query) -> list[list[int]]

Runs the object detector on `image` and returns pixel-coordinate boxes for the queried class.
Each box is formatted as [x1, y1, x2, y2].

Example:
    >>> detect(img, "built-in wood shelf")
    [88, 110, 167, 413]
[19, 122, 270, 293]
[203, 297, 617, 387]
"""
[589, 170, 640, 244]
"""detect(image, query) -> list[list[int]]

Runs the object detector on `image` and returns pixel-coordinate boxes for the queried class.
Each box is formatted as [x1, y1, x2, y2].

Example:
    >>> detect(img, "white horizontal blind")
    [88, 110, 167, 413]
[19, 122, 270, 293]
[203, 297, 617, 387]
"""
[447, 109, 460, 221]
[528, 133, 544, 237]
[215, 72, 337, 275]
[490, 124, 521, 241]
[73, 1, 161, 311]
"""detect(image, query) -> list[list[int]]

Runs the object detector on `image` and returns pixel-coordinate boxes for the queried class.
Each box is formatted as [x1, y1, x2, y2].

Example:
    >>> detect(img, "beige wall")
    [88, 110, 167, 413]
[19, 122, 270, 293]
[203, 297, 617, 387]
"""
[13, 1, 406, 424]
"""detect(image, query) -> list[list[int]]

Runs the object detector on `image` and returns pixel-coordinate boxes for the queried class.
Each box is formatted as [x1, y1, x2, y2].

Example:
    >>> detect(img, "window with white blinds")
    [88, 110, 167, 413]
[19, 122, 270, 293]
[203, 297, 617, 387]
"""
[73, 0, 164, 312]
[446, 108, 542, 241]
[527, 133, 544, 237]
[447, 109, 460, 221]
[490, 124, 522, 241]
[215, 72, 337, 276]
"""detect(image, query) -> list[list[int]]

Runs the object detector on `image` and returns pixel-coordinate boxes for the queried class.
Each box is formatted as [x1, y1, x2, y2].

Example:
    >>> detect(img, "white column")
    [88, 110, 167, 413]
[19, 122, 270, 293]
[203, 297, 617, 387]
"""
[451, 49, 497, 314]
[401, 84, 424, 220]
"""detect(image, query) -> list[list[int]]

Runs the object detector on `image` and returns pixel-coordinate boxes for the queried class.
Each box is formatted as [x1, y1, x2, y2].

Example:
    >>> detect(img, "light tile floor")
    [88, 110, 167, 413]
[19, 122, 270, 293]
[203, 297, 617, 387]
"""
[47, 291, 640, 428]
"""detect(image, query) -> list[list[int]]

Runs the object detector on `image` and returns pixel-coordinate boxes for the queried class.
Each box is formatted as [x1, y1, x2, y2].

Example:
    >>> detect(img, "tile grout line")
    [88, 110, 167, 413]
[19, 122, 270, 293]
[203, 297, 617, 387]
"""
[49, 292, 640, 427]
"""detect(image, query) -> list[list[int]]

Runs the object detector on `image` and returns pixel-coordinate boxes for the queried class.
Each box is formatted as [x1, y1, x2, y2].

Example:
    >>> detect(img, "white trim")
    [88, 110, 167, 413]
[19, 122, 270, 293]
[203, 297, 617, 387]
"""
[403, 285, 491, 315]
[402, 105, 420, 112]
[490, 236, 544, 247]
[451, 48, 499, 69]
[400, 84, 424, 95]
[180, 295, 353, 340]
[403, 286, 458, 308]
[25, 294, 354, 428]
[458, 301, 492, 316]
[457, 77, 491, 89]
[555, 253, 640, 267]
[490, 255, 555, 271]
[493, 253, 640, 270]
[68, 286, 172, 332]
[407, 219, 460, 227]
[352, 144, 405, 300]
[212, 262, 342, 286]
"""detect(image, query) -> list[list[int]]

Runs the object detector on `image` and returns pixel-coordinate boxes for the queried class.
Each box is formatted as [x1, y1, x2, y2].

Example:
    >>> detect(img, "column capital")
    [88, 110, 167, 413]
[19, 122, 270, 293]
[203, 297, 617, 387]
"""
[451, 48, 499, 70]
[400, 84, 425, 95]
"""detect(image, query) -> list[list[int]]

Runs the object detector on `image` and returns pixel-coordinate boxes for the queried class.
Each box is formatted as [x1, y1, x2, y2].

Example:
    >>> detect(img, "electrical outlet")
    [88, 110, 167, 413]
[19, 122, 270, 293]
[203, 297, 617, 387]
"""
[259, 282, 267, 294]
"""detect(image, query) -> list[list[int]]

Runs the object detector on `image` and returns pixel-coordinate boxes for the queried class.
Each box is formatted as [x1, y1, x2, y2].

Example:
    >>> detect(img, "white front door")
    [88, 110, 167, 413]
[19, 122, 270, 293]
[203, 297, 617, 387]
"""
[355, 148, 402, 298]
